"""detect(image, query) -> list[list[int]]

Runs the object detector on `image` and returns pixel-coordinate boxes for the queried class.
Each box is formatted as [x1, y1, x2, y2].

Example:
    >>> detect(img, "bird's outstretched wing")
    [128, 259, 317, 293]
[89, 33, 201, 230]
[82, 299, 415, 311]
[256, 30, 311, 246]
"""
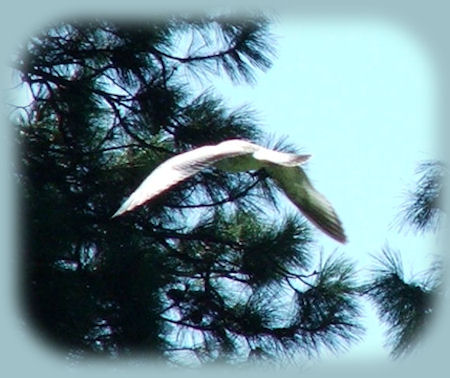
[265, 164, 347, 243]
[112, 140, 259, 217]
[112, 145, 221, 217]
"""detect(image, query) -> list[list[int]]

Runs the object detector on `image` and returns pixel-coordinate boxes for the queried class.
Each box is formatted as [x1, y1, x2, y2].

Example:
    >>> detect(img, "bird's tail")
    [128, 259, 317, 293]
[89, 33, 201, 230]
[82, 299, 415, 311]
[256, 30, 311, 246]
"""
[283, 153, 312, 166]
[253, 148, 311, 167]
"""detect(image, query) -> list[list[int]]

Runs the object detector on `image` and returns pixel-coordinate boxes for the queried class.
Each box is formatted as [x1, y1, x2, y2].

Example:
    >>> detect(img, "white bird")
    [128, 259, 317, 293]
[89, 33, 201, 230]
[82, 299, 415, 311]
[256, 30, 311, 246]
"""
[112, 139, 346, 243]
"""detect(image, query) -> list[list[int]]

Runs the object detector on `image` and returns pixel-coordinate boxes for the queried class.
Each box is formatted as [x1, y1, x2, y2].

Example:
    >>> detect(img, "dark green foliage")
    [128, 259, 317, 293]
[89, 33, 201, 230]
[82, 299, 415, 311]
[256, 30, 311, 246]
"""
[364, 249, 436, 358]
[13, 17, 362, 365]
[294, 255, 363, 351]
[365, 160, 445, 358]
[400, 160, 445, 233]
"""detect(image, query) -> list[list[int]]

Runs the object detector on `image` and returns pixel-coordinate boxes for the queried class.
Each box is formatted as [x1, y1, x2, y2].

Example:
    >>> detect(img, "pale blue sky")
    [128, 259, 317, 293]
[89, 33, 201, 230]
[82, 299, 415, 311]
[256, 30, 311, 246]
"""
[208, 17, 438, 361]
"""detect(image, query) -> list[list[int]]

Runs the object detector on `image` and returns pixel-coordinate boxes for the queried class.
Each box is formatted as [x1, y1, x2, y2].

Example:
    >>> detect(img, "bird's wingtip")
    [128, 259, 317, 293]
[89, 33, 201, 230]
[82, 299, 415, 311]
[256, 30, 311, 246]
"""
[111, 199, 131, 219]
[326, 225, 347, 244]
[337, 234, 348, 244]
[111, 208, 124, 219]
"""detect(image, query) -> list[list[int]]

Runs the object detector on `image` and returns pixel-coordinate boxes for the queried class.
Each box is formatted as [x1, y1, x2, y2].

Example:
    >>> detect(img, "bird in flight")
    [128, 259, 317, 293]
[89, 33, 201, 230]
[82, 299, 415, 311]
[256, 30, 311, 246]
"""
[112, 139, 346, 243]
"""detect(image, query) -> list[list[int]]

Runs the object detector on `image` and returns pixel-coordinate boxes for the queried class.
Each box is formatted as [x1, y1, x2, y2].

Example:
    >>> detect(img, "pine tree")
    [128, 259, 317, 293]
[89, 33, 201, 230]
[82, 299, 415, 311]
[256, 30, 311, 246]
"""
[12, 17, 362, 365]
[364, 160, 445, 357]
[400, 161, 444, 233]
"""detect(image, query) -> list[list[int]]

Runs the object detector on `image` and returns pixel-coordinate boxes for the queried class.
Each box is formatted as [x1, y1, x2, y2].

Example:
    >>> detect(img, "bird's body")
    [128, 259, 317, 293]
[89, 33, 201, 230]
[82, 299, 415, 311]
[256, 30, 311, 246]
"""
[113, 139, 346, 243]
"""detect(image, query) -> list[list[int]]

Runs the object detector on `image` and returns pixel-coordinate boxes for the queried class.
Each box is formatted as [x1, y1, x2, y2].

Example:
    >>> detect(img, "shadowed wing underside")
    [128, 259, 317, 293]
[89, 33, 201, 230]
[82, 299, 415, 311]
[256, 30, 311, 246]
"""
[265, 164, 346, 243]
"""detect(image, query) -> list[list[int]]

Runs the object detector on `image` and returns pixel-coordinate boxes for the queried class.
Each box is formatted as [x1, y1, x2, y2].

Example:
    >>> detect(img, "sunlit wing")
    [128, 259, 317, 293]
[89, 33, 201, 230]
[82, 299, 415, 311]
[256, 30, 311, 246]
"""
[112, 145, 221, 217]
